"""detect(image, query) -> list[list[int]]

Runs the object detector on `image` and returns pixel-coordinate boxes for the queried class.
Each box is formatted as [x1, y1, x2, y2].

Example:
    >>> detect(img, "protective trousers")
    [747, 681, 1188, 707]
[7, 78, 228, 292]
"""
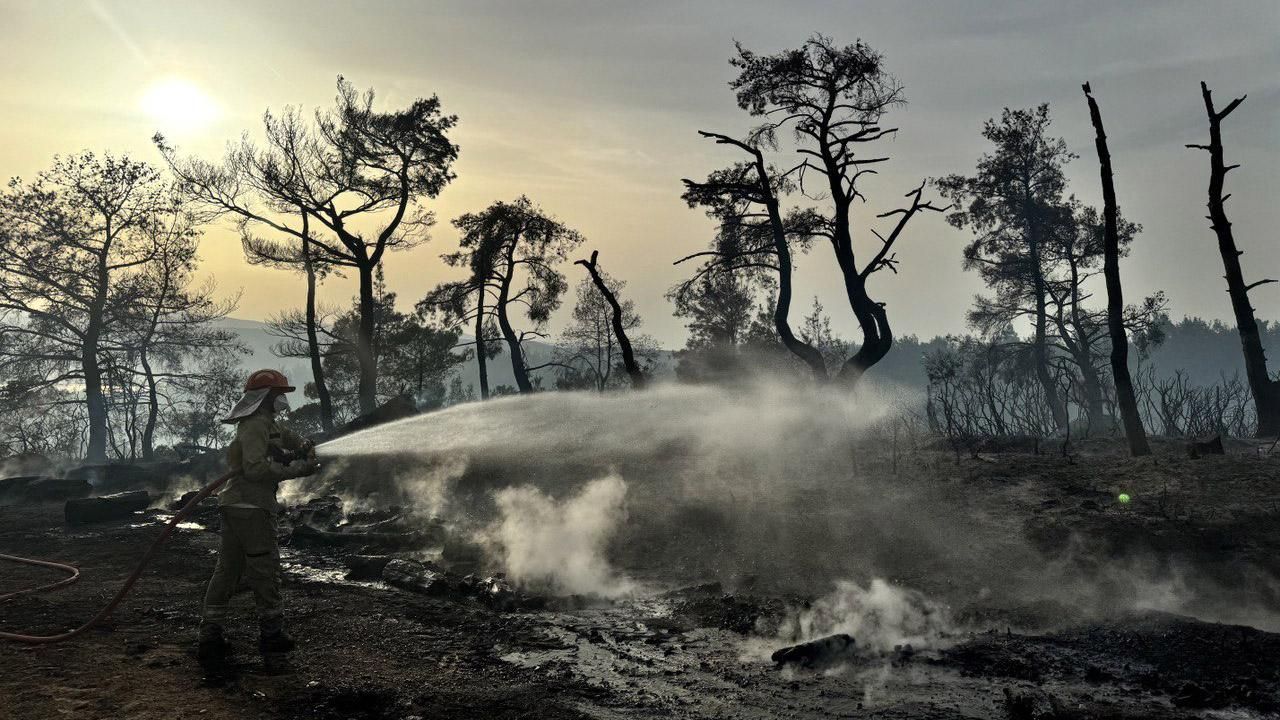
[201, 507, 282, 628]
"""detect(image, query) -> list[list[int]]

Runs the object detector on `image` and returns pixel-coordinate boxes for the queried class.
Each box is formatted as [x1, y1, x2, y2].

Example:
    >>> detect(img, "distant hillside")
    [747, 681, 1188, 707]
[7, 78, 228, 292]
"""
[215, 318, 674, 396]
[217, 315, 1274, 399]
[217, 318, 312, 386]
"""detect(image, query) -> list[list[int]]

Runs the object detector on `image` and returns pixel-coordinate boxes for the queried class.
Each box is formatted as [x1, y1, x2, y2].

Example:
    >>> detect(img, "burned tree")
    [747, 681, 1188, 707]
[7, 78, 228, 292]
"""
[727, 36, 945, 386]
[1046, 204, 1165, 434]
[158, 76, 458, 415]
[242, 209, 339, 431]
[1187, 82, 1280, 437]
[426, 198, 583, 394]
[421, 279, 501, 400]
[0, 153, 171, 461]
[1083, 82, 1151, 455]
[121, 227, 243, 459]
[679, 139, 827, 381]
[938, 106, 1074, 433]
[572, 251, 648, 389]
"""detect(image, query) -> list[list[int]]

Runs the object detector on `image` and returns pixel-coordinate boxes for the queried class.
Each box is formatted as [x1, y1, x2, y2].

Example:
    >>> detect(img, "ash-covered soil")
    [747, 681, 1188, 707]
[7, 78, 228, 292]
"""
[2, 441, 1278, 719]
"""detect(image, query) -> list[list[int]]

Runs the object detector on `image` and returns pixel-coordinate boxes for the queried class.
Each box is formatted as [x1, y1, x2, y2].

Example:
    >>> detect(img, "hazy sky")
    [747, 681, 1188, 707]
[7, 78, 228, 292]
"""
[1, 0, 1276, 346]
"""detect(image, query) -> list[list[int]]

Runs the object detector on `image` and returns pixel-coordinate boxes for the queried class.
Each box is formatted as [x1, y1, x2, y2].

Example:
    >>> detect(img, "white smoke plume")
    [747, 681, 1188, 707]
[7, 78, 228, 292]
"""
[488, 473, 636, 598]
[776, 578, 953, 654]
[279, 455, 467, 520]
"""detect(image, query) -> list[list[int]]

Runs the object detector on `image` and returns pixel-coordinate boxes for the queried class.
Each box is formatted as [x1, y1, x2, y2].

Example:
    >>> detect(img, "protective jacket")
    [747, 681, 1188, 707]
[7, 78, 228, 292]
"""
[219, 410, 306, 512]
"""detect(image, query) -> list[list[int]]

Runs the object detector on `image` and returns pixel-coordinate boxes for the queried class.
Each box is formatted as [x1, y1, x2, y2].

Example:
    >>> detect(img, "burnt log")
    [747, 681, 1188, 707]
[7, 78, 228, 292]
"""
[289, 496, 344, 529]
[381, 558, 453, 596]
[289, 523, 434, 550]
[169, 490, 221, 523]
[770, 633, 857, 669]
[381, 559, 538, 610]
[65, 490, 151, 525]
[343, 554, 394, 581]
[2, 475, 92, 503]
[65, 462, 173, 494]
[1187, 434, 1225, 459]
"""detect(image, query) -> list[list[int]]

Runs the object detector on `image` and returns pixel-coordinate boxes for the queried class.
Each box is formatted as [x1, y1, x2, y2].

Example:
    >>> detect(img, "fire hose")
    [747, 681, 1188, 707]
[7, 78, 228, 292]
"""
[0, 469, 239, 644]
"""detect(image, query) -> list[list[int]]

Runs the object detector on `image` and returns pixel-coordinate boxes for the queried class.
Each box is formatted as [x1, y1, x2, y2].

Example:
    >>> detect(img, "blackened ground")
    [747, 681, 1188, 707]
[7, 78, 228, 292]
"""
[2, 441, 1279, 719]
[0, 504, 593, 720]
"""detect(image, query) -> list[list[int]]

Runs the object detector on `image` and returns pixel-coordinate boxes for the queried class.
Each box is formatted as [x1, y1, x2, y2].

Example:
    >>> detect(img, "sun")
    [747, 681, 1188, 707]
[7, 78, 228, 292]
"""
[139, 77, 220, 134]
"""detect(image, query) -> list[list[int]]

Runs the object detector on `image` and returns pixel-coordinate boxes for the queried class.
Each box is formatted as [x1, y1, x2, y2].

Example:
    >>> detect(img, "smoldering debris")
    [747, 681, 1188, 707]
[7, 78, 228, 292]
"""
[770, 633, 857, 670]
[0, 475, 89, 503]
[774, 579, 952, 655]
[64, 490, 151, 525]
[282, 496, 446, 552]
[380, 558, 542, 610]
[307, 381, 1279, 634]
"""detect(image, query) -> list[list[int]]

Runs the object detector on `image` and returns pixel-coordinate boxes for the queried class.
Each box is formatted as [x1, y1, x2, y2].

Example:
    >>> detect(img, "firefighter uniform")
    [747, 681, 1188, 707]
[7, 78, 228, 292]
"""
[198, 370, 317, 664]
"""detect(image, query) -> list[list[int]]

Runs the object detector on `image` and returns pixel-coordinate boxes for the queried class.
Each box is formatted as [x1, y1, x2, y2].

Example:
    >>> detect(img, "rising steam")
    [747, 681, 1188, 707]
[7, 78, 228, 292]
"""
[487, 473, 636, 598]
[776, 579, 952, 654]
[314, 379, 1279, 633]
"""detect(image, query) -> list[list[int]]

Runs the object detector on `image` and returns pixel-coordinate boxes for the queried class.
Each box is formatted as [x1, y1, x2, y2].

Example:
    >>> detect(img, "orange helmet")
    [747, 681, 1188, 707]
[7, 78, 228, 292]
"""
[244, 369, 295, 393]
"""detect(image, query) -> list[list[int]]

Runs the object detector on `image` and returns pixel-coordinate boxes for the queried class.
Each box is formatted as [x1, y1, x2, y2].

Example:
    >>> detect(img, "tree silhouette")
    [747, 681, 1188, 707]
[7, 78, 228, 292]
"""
[726, 35, 946, 386]
[570, 251, 650, 389]
[937, 106, 1074, 433]
[1083, 82, 1151, 455]
[244, 211, 338, 431]
[679, 143, 827, 381]
[425, 198, 582, 393]
[0, 153, 177, 461]
[157, 76, 458, 415]
[1187, 82, 1280, 437]
[121, 224, 243, 458]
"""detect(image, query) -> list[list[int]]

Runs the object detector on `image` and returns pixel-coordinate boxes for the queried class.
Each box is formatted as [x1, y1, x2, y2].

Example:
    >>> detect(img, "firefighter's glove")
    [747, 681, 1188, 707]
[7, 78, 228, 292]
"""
[285, 458, 321, 479]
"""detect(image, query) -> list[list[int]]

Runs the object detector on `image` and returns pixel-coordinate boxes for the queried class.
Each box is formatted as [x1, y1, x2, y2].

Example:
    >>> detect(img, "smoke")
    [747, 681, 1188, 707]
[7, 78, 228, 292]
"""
[486, 473, 636, 598]
[776, 579, 953, 654]
[148, 474, 202, 510]
[313, 379, 1278, 632]
[279, 455, 468, 520]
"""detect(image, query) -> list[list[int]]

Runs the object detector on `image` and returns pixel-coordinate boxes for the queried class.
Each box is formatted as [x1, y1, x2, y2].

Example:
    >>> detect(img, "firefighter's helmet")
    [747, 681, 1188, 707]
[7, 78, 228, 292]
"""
[244, 369, 295, 393]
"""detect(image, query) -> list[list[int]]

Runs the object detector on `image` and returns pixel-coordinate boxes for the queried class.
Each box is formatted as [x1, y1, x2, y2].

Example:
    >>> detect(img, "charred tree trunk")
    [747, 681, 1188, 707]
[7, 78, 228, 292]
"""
[575, 250, 646, 389]
[355, 260, 378, 413]
[497, 236, 533, 393]
[140, 348, 159, 460]
[1084, 82, 1150, 454]
[683, 132, 828, 380]
[301, 231, 334, 432]
[837, 274, 892, 387]
[1076, 357, 1108, 434]
[1027, 205, 1070, 433]
[822, 144, 892, 388]
[82, 332, 107, 462]
[828, 181, 942, 388]
[83, 238, 111, 462]
[747, 147, 827, 382]
[474, 285, 490, 400]
[1189, 82, 1280, 437]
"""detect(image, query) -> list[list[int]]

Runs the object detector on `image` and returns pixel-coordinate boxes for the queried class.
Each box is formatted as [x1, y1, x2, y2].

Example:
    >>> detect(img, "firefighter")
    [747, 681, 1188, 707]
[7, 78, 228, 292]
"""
[197, 369, 319, 668]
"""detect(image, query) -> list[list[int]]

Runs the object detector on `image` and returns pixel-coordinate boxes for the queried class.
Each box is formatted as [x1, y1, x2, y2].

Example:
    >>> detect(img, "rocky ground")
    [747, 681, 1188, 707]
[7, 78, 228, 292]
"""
[2, 439, 1278, 719]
